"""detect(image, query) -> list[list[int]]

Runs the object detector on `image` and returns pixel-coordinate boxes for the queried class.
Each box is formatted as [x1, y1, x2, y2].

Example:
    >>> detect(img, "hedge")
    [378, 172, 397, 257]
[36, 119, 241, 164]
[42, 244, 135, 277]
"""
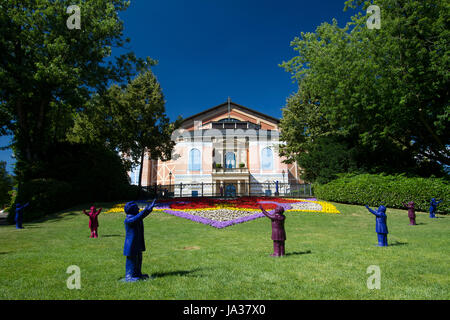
[6, 179, 142, 224]
[6, 142, 143, 224]
[314, 173, 449, 213]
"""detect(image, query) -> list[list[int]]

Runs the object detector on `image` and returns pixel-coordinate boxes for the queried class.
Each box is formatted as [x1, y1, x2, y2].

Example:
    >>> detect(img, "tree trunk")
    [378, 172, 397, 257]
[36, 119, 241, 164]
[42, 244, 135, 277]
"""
[137, 149, 145, 199]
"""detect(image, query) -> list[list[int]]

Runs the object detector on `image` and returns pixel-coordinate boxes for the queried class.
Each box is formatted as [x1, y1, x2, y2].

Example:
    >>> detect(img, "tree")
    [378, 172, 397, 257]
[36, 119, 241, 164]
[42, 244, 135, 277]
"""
[106, 70, 182, 190]
[68, 70, 182, 190]
[0, 161, 13, 208]
[0, 0, 153, 181]
[280, 0, 449, 182]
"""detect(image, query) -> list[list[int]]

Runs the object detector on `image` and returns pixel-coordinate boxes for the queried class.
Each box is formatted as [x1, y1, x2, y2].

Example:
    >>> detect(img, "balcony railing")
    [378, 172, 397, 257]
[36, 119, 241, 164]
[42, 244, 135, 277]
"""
[212, 167, 249, 174]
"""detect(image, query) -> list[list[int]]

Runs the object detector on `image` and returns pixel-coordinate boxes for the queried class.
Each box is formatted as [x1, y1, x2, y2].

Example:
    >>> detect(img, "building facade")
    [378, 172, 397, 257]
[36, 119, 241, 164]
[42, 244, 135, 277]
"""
[130, 100, 303, 196]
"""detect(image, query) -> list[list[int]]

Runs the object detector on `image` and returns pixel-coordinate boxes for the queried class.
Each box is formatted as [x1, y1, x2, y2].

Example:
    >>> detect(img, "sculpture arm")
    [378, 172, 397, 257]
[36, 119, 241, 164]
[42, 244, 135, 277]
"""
[142, 199, 157, 216]
[147, 199, 156, 210]
[95, 208, 102, 217]
[437, 200, 443, 204]
[125, 207, 152, 224]
[259, 205, 274, 219]
[23, 202, 29, 208]
[141, 206, 153, 219]
[365, 205, 378, 216]
[82, 209, 90, 216]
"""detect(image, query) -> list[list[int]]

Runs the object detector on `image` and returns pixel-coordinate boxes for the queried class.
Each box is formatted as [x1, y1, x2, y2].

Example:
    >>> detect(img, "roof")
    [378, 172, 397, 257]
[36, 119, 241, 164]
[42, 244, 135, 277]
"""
[181, 100, 280, 125]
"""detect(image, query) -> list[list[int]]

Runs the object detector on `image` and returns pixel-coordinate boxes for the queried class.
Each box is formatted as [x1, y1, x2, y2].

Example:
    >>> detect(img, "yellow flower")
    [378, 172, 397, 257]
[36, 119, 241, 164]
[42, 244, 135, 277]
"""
[105, 203, 126, 214]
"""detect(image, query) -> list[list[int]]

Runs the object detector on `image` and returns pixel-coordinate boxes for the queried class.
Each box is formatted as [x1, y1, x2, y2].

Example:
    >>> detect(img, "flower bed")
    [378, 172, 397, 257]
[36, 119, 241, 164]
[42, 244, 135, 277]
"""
[105, 197, 340, 228]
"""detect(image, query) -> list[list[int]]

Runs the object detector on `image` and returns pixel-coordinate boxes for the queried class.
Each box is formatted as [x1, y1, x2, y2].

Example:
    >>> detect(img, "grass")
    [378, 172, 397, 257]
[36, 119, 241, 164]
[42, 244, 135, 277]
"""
[0, 201, 449, 299]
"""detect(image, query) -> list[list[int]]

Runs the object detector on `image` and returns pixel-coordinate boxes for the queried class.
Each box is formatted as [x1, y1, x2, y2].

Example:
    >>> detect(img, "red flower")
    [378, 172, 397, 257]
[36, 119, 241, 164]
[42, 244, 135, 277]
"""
[168, 197, 280, 210]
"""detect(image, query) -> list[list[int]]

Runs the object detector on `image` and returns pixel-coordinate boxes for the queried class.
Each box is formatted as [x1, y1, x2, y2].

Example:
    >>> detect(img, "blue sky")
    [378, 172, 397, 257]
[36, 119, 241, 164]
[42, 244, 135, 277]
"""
[0, 0, 355, 173]
[120, 0, 353, 121]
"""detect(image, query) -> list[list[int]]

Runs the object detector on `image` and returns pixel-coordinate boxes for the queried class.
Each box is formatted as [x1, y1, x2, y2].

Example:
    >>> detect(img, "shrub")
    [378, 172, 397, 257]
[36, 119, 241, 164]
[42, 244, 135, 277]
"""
[42, 142, 131, 203]
[0, 161, 13, 208]
[7, 142, 139, 224]
[314, 173, 449, 213]
[7, 179, 73, 223]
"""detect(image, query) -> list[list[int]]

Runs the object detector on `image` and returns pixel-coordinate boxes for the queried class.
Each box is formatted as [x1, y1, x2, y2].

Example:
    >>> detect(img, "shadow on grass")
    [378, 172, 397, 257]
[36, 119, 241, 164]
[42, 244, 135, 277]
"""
[389, 241, 408, 246]
[32, 212, 79, 224]
[101, 234, 123, 238]
[0, 202, 116, 227]
[151, 268, 205, 278]
[285, 250, 312, 256]
[0, 212, 81, 228]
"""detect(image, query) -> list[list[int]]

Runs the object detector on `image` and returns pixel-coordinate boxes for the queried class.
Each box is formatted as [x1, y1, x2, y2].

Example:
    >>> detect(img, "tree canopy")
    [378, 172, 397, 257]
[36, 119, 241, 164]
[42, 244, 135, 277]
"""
[69, 70, 182, 187]
[0, 1, 181, 214]
[0, 0, 154, 181]
[280, 0, 449, 183]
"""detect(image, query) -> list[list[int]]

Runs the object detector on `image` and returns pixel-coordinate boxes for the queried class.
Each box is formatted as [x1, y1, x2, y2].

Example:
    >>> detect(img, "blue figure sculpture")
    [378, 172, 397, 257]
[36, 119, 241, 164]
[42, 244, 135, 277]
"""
[365, 205, 388, 247]
[429, 198, 443, 218]
[15, 202, 29, 229]
[122, 199, 156, 282]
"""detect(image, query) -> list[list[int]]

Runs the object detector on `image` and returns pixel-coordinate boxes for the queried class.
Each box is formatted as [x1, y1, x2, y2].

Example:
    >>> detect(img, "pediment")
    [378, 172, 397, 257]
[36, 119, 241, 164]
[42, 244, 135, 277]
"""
[181, 101, 279, 131]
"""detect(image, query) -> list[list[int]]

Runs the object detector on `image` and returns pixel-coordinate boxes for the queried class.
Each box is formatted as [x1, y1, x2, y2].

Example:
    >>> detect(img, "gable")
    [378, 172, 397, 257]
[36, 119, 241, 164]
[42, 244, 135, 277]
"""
[181, 101, 280, 131]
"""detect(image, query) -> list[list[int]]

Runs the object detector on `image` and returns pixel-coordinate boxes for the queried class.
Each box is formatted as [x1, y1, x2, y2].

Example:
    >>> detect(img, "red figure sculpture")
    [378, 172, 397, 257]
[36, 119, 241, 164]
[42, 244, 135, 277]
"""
[402, 201, 416, 225]
[83, 206, 102, 238]
[259, 204, 286, 257]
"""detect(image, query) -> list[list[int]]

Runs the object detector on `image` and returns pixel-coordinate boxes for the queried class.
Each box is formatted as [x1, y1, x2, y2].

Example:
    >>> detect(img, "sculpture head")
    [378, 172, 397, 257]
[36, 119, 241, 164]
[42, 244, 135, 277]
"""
[124, 201, 139, 215]
[90, 206, 96, 212]
[378, 205, 386, 213]
[408, 201, 415, 207]
[274, 205, 285, 215]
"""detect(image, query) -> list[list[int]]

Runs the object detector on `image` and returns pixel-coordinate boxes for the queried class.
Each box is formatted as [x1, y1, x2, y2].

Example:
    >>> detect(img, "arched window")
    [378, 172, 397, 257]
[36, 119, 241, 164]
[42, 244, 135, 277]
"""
[218, 118, 241, 122]
[189, 148, 201, 171]
[225, 152, 236, 168]
[261, 147, 273, 170]
[130, 164, 140, 185]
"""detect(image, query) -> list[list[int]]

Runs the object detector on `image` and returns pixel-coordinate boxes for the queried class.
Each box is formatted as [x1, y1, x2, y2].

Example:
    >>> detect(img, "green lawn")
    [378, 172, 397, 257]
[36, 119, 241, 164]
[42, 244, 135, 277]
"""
[0, 202, 449, 299]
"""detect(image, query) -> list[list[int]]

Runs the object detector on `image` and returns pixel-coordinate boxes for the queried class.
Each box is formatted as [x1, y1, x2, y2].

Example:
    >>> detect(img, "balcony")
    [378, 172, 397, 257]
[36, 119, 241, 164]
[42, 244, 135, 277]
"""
[212, 167, 249, 178]
[213, 167, 249, 174]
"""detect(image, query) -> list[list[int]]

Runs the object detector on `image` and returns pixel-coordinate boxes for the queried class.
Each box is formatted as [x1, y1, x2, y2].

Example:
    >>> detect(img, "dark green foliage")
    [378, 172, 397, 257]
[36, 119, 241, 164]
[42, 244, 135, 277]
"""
[0, 161, 13, 207]
[280, 0, 450, 181]
[314, 174, 450, 213]
[68, 70, 182, 189]
[1, 0, 153, 174]
[7, 179, 73, 223]
[296, 136, 358, 184]
[7, 142, 139, 223]
[42, 143, 131, 202]
[1, 2, 181, 222]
